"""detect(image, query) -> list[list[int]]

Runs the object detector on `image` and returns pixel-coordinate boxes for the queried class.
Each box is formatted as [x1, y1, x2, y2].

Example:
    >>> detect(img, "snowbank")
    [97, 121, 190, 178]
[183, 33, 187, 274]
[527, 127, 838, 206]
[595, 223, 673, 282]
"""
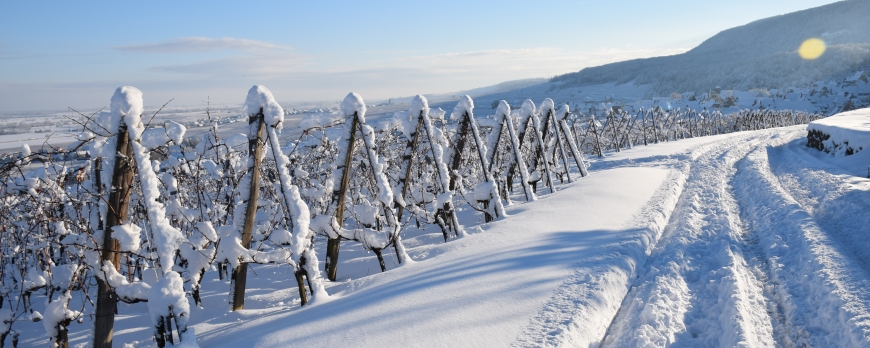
[807, 108, 870, 156]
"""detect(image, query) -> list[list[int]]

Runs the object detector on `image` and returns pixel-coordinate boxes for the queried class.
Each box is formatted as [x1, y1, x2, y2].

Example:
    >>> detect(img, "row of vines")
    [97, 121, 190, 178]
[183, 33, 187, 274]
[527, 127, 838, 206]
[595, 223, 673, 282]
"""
[0, 85, 819, 347]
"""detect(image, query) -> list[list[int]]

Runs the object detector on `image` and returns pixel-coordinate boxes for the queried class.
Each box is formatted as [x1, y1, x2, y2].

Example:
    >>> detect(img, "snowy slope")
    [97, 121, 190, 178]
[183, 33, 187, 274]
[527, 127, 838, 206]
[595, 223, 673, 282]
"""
[553, 0, 870, 94]
[192, 167, 676, 347]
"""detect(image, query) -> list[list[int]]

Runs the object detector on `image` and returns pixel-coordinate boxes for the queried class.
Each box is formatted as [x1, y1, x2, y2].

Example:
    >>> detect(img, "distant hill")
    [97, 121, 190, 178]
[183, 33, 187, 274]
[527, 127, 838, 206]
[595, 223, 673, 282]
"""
[552, 0, 870, 94]
[383, 78, 548, 106]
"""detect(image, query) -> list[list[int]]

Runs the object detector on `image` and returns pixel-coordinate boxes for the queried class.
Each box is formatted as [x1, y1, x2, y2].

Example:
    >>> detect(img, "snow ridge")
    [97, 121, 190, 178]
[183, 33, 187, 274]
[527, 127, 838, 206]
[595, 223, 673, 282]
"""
[512, 168, 687, 347]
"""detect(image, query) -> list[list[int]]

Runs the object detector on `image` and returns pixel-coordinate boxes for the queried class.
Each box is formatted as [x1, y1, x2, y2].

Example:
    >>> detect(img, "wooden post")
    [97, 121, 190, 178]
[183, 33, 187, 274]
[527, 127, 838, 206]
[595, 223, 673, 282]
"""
[397, 113, 423, 221]
[529, 117, 556, 193]
[294, 257, 309, 306]
[93, 124, 134, 348]
[231, 108, 265, 311]
[55, 319, 70, 348]
[546, 109, 573, 183]
[325, 114, 359, 281]
[590, 116, 603, 158]
[354, 115, 405, 264]
[420, 111, 462, 239]
[641, 109, 648, 146]
[559, 118, 589, 178]
[448, 111, 470, 192]
[487, 120, 503, 175]
[461, 110, 499, 221]
[501, 114, 534, 201]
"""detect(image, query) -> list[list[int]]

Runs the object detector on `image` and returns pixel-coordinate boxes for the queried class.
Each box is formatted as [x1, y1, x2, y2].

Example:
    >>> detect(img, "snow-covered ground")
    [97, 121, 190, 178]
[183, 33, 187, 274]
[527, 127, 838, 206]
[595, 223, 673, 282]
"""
[10, 120, 870, 347]
[808, 108, 870, 166]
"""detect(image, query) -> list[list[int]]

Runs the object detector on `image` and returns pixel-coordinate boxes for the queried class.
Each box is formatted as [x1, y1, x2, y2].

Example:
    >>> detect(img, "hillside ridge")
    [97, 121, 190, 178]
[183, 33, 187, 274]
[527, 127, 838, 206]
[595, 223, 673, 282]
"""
[552, 0, 870, 94]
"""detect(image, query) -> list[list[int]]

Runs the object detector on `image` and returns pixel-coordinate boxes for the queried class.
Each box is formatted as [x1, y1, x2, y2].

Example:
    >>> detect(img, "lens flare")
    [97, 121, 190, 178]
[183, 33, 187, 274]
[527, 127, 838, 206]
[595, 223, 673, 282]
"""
[799, 38, 826, 60]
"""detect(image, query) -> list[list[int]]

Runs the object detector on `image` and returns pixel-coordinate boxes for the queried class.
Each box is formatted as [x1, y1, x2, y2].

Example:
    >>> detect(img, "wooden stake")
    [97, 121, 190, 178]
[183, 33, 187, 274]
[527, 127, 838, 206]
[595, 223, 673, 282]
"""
[93, 124, 134, 348]
[231, 108, 265, 311]
[325, 114, 359, 281]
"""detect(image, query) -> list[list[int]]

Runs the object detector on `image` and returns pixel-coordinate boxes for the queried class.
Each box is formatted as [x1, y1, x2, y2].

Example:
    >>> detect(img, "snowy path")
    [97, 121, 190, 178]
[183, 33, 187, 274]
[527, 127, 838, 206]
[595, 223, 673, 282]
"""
[734, 140, 870, 346]
[601, 131, 781, 347]
[601, 128, 870, 347]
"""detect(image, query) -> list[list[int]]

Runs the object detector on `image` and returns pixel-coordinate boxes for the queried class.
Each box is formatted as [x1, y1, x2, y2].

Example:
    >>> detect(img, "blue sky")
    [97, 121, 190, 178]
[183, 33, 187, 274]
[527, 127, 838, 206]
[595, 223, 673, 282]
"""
[0, 0, 843, 111]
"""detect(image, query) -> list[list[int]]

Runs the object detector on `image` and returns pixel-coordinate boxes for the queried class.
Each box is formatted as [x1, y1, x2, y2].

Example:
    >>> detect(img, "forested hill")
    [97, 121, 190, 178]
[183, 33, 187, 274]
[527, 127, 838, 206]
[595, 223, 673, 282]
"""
[552, 0, 870, 94]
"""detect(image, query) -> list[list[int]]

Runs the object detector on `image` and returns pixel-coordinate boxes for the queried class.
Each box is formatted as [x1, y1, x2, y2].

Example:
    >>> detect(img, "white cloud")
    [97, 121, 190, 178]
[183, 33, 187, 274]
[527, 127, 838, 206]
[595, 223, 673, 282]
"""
[113, 37, 292, 53]
[0, 45, 692, 111]
[143, 46, 689, 80]
[150, 54, 311, 76]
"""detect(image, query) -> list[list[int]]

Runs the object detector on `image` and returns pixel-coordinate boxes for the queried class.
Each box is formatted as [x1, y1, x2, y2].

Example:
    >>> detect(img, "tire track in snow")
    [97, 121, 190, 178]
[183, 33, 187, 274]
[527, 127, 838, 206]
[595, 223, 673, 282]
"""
[601, 132, 780, 347]
[732, 140, 870, 347]
[766, 136, 870, 271]
[511, 169, 686, 347]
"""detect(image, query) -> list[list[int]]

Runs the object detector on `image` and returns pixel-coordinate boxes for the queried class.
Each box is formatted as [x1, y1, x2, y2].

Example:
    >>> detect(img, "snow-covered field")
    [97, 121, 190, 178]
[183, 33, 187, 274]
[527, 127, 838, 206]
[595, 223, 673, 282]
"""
[11, 119, 870, 347]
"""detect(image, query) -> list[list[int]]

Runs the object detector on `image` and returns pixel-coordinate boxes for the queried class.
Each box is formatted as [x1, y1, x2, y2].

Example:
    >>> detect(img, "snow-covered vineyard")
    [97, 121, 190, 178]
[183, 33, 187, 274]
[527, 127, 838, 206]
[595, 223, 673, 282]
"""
[4, 85, 869, 347]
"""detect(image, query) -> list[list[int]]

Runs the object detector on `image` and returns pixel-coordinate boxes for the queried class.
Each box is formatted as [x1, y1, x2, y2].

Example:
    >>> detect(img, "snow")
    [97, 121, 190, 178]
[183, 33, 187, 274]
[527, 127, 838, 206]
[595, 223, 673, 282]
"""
[223, 133, 248, 148]
[299, 112, 344, 130]
[502, 101, 536, 201]
[808, 108, 870, 155]
[43, 292, 79, 343]
[24, 268, 47, 291]
[141, 128, 171, 150]
[99, 261, 151, 303]
[415, 95, 463, 236]
[141, 122, 185, 150]
[264, 106, 328, 301]
[450, 94, 474, 121]
[12, 112, 870, 347]
[560, 118, 589, 177]
[112, 223, 142, 252]
[244, 85, 284, 128]
[196, 167, 674, 348]
[149, 272, 197, 346]
[340, 92, 367, 124]
[451, 95, 505, 218]
[166, 121, 186, 143]
[122, 87, 187, 275]
[50, 264, 79, 289]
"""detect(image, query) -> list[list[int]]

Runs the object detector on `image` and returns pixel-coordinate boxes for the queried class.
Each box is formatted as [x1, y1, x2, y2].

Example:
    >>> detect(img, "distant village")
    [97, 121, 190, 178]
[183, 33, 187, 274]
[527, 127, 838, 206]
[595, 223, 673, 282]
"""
[571, 71, 870, 117]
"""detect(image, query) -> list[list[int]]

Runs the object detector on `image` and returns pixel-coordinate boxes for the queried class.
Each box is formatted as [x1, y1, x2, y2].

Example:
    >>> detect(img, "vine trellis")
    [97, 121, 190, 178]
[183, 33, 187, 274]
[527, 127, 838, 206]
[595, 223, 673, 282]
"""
[0, 84, 820, 347]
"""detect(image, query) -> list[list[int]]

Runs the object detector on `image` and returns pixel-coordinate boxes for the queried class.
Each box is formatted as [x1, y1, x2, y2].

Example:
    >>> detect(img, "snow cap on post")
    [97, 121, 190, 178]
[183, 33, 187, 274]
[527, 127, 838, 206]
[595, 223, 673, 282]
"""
[245, 85, 285, 128]
[496, 100, 511, 120]
[341, 92, 367, 123]
[451, 95, 474, 120]
[557, 103, 570, 119]
[111, 86, 144, 134]
[410, 95, 429, 120]
[520, 99, 536, 118]
[540, 98, 556, 116]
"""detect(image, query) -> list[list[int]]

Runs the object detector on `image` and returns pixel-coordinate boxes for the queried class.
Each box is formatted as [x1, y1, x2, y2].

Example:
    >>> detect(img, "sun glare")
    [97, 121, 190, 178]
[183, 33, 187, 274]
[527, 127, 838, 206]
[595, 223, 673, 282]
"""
[798, 38, 826, 60]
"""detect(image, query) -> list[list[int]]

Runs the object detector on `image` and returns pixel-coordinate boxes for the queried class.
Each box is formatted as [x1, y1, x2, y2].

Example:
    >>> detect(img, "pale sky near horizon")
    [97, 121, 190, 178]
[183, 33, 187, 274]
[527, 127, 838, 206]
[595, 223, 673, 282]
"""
[0, 0, 843, 111]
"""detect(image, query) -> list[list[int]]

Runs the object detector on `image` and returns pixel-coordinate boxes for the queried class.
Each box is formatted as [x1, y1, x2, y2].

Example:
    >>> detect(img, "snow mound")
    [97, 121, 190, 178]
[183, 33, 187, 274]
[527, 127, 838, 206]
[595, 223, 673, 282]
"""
[341, 93, 367, 123]
[807, 108, 870, 156]
[244, 85, 284, 128]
